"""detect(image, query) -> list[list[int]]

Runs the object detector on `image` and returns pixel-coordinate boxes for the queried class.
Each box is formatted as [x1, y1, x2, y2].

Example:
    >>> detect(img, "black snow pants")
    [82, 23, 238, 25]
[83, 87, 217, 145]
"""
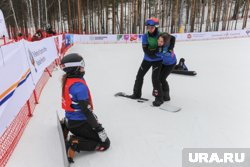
[133, 60, 163, 98]
[67, 120, 110, 151]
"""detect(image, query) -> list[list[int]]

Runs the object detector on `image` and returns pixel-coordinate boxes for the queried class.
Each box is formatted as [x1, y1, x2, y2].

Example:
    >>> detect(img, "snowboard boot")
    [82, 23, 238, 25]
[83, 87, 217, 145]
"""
[129, 88, 141, 99]
[163, 91, 170, 101]
[152, 96, 164, 107]
[129, 93, 141, 99]
[131, 78, 143, 99]
[67, 135, 80, 163]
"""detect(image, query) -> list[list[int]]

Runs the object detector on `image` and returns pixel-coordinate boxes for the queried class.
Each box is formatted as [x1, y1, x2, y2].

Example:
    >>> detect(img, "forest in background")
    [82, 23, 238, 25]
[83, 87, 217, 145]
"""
[1, 0, 250, 38]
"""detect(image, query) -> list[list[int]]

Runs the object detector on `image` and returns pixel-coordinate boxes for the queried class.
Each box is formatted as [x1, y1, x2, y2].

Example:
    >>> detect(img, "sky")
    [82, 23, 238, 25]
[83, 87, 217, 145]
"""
[6, 37, 250, 167]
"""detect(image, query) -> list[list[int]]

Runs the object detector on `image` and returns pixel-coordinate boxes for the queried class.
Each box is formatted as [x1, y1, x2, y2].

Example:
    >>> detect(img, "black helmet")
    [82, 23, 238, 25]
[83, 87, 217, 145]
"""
[60, 53, 85, 74]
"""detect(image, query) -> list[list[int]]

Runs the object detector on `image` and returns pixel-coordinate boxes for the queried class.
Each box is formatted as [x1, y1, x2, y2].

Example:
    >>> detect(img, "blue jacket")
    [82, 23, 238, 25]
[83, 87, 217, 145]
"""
[156, 44, 177, 65]
[142, 33, 163, 62]
[65, 79, 89, 121]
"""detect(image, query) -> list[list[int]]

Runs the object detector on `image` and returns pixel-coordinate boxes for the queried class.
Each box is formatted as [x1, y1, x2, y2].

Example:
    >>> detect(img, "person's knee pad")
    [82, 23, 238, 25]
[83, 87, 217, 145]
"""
[69, 135, 90, 152]
[69, 136, 80, 152]
[66, 135, 79, 163]
[70, 135, 99, 151]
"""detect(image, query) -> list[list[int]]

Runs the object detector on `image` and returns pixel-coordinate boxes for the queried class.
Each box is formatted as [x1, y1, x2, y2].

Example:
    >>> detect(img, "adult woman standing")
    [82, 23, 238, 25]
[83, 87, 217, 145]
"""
[130, 18, 164, 106]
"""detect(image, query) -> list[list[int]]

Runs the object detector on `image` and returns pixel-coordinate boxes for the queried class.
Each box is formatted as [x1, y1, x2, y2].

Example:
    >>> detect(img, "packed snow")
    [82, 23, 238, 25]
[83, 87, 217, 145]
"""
[6, 37, 250, 167]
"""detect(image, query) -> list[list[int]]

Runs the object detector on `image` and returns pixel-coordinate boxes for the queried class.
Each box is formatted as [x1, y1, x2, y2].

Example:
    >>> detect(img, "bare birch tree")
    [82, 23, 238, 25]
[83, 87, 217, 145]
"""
[9, 0, 19, 32]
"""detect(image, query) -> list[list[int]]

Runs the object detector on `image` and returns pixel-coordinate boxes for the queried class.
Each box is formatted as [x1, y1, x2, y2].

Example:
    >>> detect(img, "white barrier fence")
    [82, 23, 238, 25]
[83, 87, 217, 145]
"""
[174, 29, 250, 41]
[71, 29, 250, 44]
[0, 36, 60, 136]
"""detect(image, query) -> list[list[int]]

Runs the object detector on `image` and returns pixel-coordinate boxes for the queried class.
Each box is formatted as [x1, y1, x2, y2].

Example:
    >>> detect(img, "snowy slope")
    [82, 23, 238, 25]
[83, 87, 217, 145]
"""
[6, 37, 250, 167]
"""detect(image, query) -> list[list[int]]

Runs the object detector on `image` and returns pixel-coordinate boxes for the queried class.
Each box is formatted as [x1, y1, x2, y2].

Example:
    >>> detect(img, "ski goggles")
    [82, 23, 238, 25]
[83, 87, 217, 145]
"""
[60, 59, 85, 69]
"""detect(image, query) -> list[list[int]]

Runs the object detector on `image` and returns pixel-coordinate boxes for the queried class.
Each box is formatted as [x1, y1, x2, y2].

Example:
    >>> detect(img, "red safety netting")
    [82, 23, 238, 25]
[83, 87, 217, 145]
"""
[0, 43, 72, 167]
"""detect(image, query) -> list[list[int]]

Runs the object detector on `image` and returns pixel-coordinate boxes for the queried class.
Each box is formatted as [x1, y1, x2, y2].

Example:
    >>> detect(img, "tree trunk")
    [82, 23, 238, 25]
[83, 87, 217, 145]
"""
[234, 0, 240, 30]
[86, 0, 90, 34]
[58, 0, 62, 33]
[138, 0, 143, 33]
[222, 0, 229, 31]
[37, 0, 41, 28]
[143, 0, 147, 34]
[106, 0, 109, 34]
[73, 0, 77, 33]
[120, 0, 124, 34]
[77, 0, 82, 33]
[155, 0, 159, 19]
[101, 0, 105, 34]
[206, 0, 212, 32]
[190, 0, 196, 32]
[179, 0, 184, 32]
[112, 0, 116, 34]
[67, 0, 71, 32]
[185, 0, 190, 32]
[134, 0, 138, 33]
[242, 0, 250, 29]
[9, 0, 20, 32]
[124, 1, 127, 33]
[45, 0, 48, 24]
[199, 0, 206, 32]
[171, 0, 176, 33]
[215, 0, 222, 31]
[232, 0, 240, 20]
[149, 0, 151, 17]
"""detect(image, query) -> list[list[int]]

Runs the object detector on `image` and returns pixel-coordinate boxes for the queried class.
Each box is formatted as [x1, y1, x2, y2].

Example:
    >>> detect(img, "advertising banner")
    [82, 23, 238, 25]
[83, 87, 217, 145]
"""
[0, 48, 3, 66]
[24, 37, 57, 84]
[71, 29, 250, 45]
[0, 40, 34, 135]
[74, 34, 144, 44]
[173, 29, 250, 41]
[116, 34, 143, 43]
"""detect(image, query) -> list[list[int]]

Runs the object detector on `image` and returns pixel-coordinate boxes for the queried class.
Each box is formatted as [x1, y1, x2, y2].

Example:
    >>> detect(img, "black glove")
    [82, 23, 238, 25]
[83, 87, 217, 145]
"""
[143, 44, 157, 58]
[94, 124, 108, 142]
[148, 50, 157, 58]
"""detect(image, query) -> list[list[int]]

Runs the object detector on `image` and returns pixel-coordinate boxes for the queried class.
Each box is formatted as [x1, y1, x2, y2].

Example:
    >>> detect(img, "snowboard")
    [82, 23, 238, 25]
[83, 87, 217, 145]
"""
[158, 102, 182, 112]
[171, 69, 197, 76]
[139, 99, 181, 112]
[115, 92, 181, 112]
[56, 111, 70, 167]
[114, 92, 149, 101]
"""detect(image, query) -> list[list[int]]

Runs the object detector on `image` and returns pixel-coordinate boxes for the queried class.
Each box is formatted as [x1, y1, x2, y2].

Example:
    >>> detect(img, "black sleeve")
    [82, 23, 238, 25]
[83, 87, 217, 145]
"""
[142, 44, 158, 57]
[78, 100, 99, 129]
[168, 35, 176, 52]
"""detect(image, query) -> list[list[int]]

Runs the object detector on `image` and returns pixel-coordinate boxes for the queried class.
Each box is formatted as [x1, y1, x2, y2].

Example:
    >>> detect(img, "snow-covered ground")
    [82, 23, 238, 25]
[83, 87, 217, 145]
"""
[6, 37, 250, 167]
